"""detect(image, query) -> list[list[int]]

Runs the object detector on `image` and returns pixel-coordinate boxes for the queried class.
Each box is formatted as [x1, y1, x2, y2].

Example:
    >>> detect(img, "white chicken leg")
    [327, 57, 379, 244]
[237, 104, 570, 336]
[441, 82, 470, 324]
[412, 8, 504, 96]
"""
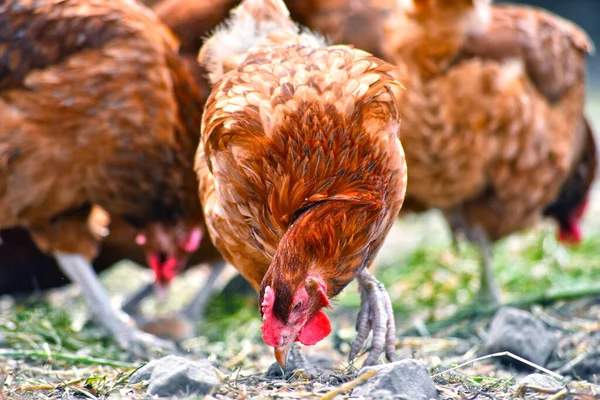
[349, 268, 396, 366]
[472, 227, 502, 306]
[54, 252, 176, 358]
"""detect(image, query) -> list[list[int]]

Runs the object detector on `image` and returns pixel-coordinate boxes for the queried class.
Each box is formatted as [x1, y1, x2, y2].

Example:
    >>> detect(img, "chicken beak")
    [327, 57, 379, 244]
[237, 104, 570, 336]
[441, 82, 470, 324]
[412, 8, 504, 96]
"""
[274, 337, 295, 368]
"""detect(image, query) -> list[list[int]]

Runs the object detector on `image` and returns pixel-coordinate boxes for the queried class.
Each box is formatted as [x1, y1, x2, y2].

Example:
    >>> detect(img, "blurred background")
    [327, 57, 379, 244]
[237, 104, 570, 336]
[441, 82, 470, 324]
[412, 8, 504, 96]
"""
[499, 0, 600, 88]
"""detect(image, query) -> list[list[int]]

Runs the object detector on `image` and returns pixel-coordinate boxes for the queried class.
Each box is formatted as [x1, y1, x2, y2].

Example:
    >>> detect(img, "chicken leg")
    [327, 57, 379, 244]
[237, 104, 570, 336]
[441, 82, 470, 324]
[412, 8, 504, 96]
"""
[472, 227, 502, 306]
[54, 252, 176, 358]
[349, 268, 396, 366]
[182, 260, 226, 320]
[121, 282, 154, 315]
[444, 211, 502, 305]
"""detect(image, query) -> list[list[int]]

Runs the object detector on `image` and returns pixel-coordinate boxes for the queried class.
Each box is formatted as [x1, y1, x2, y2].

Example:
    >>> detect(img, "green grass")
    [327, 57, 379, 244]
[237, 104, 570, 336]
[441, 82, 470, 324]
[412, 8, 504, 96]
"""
[331, 222, 600, 327]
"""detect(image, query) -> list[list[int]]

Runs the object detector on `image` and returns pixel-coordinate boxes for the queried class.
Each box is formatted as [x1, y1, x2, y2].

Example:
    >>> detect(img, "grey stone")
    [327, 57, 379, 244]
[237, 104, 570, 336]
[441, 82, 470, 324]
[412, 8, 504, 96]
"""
[129, 359, 160, 384]
[365, 389, 396, 399]
[351, 359, 438, 400]
[484, 307, 557, 367]
[518, 373, 563, 392]
[130, 355, 221, 397]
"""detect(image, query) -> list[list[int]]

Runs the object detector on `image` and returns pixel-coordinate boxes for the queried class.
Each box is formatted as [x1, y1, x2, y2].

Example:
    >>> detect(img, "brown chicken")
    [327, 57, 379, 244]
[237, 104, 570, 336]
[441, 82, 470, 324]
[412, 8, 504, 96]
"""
[381, 0, 595, 304]
[196, 0, 406, 367]
[0, 0, 209, 356]
[0, 0, 238, 319]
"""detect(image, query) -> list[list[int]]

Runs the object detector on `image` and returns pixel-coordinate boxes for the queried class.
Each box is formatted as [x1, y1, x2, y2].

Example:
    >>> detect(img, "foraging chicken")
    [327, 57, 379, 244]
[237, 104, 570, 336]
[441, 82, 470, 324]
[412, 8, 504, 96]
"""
[0, 0, 208, 356]
[381, 0, 595, 304]
[196, 0, 406, 367]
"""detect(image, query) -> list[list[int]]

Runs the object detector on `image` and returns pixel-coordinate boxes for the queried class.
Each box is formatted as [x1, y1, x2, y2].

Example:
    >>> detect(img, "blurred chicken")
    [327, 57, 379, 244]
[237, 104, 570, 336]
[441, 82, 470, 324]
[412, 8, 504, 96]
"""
[0, 0, 246, 337]
[196, 0, 406, 368]
[0, 0, 210, 356]
[382, 0, 595, 304]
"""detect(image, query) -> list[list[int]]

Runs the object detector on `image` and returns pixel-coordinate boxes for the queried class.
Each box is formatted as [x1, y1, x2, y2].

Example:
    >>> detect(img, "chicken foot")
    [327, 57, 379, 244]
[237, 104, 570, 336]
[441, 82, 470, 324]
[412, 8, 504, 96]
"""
[54, 252, 177, 359]
[349, 268, 396, 366]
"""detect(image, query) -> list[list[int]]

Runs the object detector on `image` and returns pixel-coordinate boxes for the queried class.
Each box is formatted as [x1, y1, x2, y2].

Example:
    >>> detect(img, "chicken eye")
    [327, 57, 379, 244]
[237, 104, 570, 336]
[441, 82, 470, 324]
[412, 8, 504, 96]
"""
[292, 302, 302, 312]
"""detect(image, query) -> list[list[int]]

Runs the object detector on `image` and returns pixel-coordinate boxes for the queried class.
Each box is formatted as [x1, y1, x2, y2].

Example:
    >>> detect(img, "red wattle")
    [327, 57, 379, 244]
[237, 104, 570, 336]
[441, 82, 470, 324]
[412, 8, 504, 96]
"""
[148, 254, 179, 282]
[297, 310, 331, 346]
[557, 222, 582, 244]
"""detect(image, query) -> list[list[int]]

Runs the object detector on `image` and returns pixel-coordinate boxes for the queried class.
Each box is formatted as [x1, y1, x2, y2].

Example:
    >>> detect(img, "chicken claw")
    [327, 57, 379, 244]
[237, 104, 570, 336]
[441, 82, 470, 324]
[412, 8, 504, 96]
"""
[54, 252, 176, 359]
[114, 324, 178, 359]
[349, 268, 396, 366]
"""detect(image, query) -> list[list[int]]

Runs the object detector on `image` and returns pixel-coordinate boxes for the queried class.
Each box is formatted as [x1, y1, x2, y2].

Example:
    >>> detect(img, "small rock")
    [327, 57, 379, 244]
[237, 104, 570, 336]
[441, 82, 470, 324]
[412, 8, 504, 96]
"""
[365, 389, 396, 400]
[518, 373, 563, 392]
[132, 355, 221, 397]
[129, 359, 160, 384]
[484, 307, 557, 367]
[351, 359, 438, 400]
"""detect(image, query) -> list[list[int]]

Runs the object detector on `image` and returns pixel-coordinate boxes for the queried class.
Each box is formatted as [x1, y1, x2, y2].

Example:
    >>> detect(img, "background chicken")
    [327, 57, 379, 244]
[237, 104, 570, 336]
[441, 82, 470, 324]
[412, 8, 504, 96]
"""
[381, 0, 596, 304]
[0, 0, 209, 356]
[0, 0, 241, 339]
[196, 0, 406, 367]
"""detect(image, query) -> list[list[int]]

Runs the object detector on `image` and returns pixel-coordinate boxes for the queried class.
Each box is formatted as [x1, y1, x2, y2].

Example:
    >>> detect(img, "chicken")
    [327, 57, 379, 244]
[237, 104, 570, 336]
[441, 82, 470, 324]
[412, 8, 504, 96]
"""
[0, 0, 208, 356]
[381, 0, 595, 304]
[195, 0, 406, 367]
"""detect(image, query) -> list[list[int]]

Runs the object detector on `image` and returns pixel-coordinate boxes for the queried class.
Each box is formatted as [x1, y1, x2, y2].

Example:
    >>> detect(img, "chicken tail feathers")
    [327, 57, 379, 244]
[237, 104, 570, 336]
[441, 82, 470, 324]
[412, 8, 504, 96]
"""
[198, 0, 324, 85]
[543, 116, 598, 244]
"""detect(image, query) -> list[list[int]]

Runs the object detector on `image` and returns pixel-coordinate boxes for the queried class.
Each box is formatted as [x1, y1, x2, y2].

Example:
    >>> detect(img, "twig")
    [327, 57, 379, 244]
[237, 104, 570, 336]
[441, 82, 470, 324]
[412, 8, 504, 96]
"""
[556, 350, 599, 375]
[514, 384, 563, 397]
[0, 349, 137, 369]
[432, 351, 563, 380]
[320, 369, 376, 400]
[17, 378, 83, 392]
[401, 283, 600, 336]
[223, 343, 252, 369]
[547, 388, 569, 400]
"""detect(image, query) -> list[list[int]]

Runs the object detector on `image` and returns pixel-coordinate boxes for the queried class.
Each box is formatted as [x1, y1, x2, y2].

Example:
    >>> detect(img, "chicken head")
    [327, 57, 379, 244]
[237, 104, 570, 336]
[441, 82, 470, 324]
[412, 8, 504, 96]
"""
[135, 222, 203, 300]
[260, 276, 331, 368]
